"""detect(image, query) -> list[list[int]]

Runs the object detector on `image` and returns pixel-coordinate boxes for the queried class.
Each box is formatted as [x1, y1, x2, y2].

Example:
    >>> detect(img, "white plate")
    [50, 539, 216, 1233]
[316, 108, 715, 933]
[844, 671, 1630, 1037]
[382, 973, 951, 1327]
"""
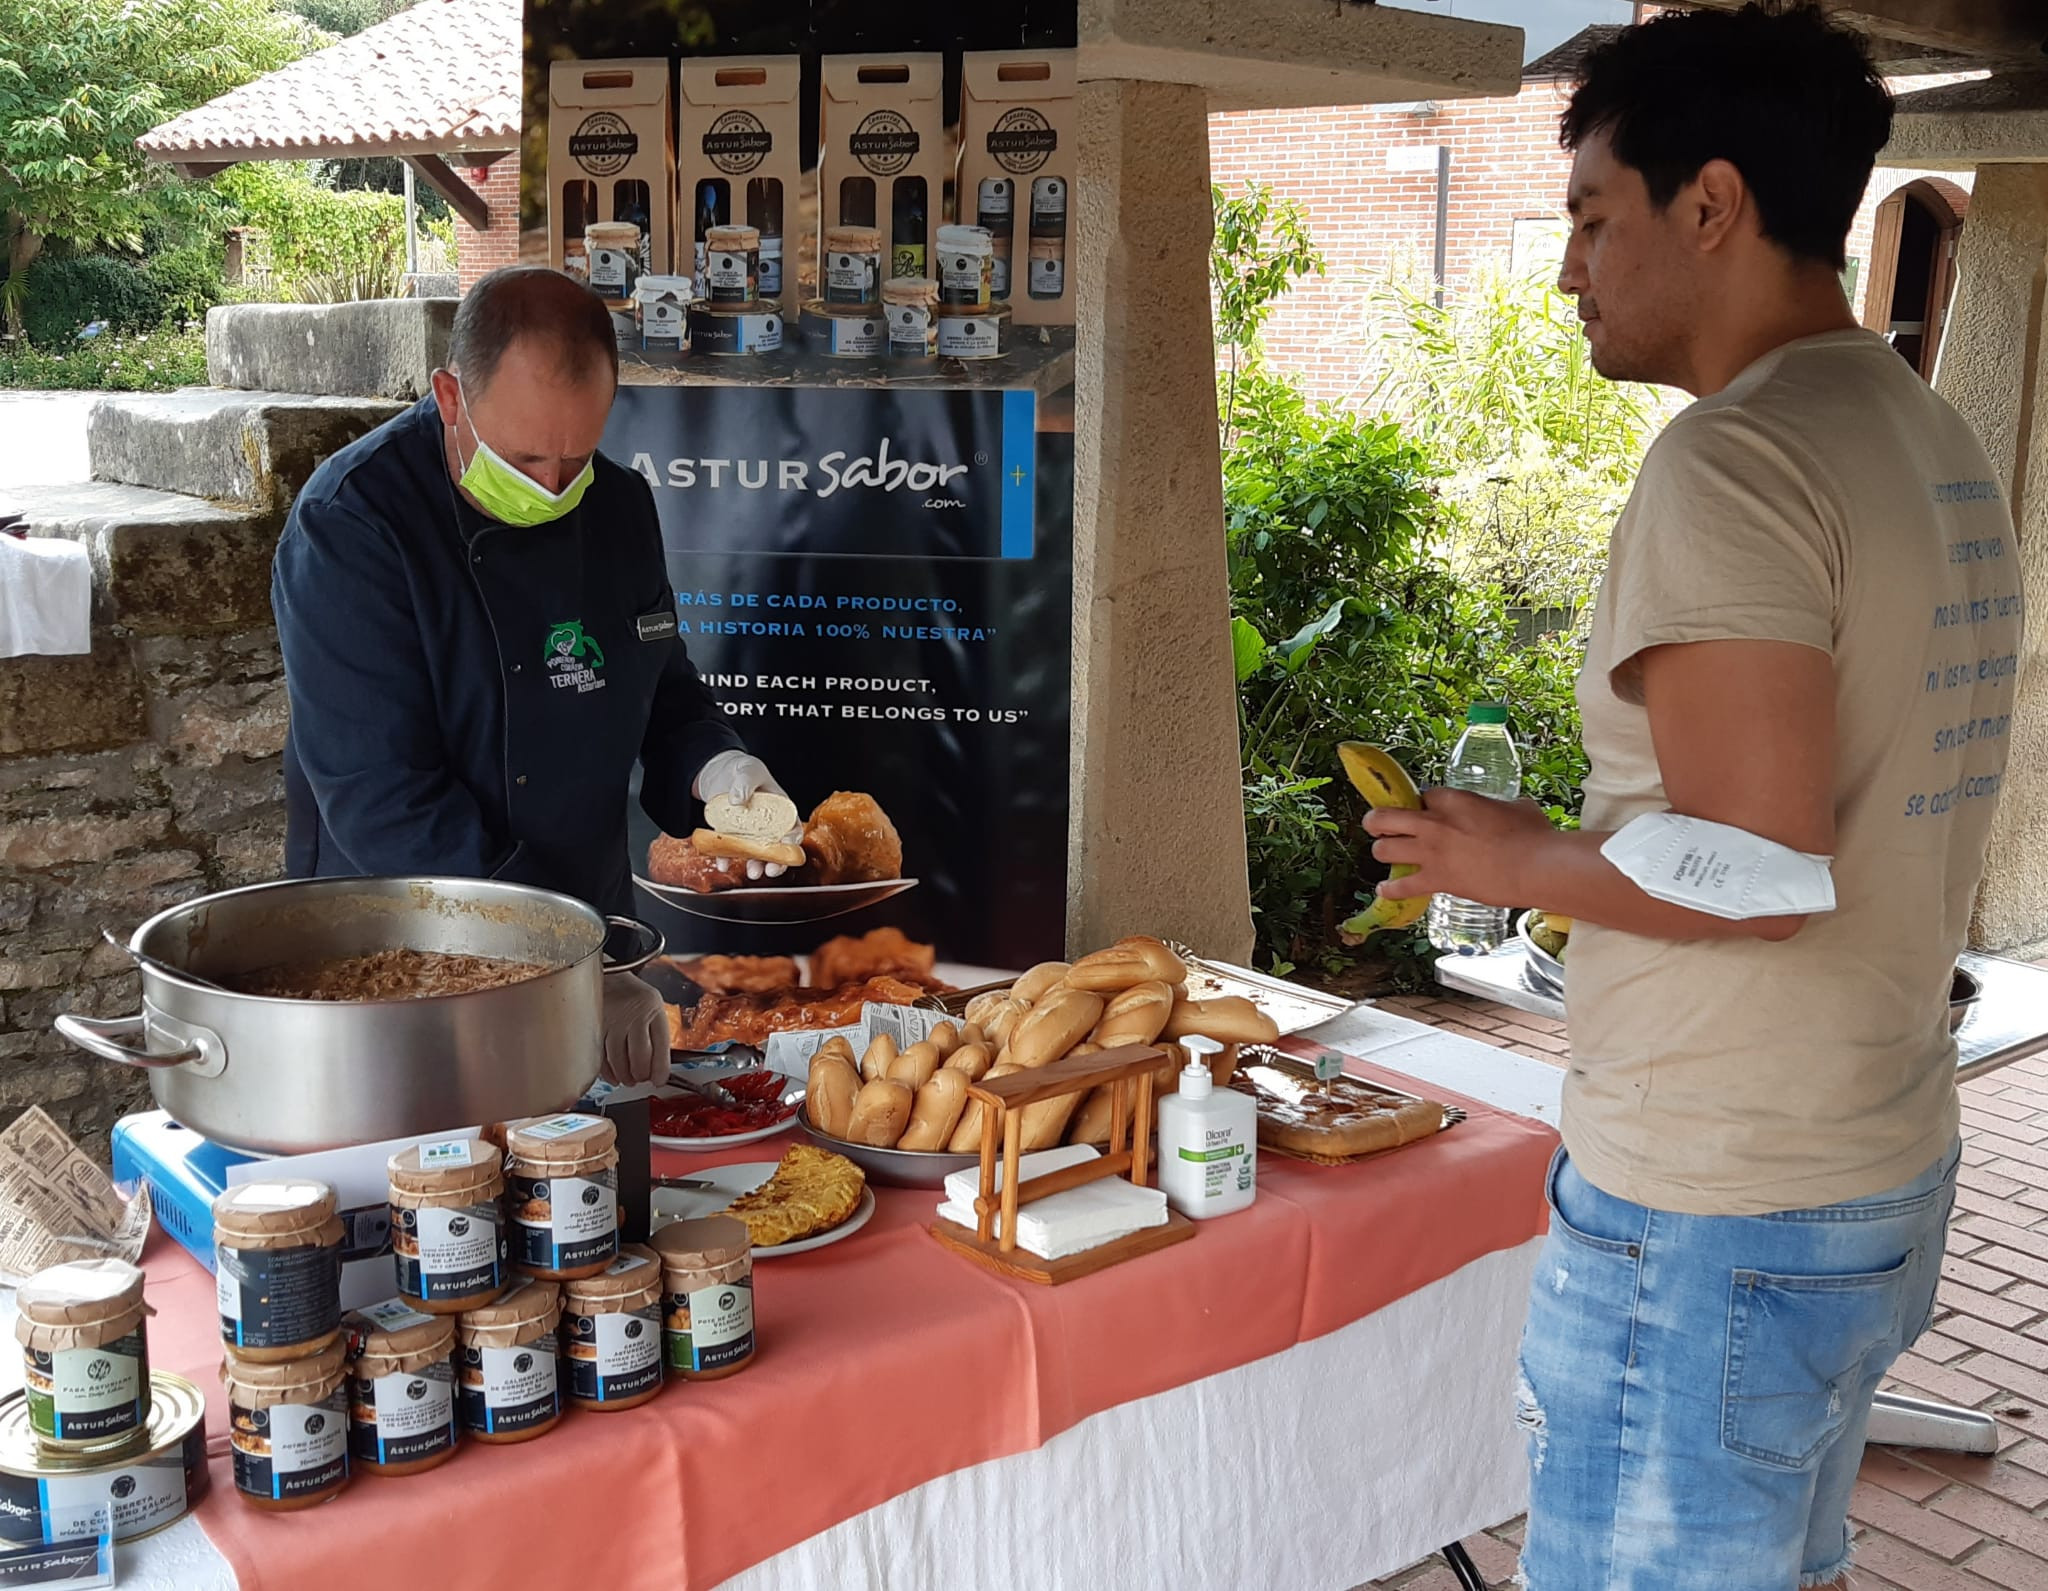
[649, 1160, 877, 1257]
[648, 1070, 805, 1152]
[633, 876, 919, 925]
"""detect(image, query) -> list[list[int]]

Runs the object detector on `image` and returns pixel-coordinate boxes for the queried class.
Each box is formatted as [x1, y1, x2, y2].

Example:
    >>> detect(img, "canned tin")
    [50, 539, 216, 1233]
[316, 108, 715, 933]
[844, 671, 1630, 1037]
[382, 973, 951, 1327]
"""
[0, 1372, 207, 1547]
[936, 304, 1012, 360]
[688, 301, 784, 357]
[800, 302, 887, 358]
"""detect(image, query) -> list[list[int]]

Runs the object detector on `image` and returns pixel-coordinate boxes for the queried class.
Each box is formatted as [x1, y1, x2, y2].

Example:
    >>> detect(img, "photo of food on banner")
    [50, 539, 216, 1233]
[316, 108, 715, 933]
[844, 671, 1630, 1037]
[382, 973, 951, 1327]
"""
[516, 3, 1080, 1059]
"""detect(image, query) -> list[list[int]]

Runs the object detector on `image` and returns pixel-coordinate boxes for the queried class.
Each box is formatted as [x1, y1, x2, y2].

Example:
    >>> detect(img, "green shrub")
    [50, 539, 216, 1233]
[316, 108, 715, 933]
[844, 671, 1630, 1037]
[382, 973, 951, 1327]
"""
[142, 243, 226, 329]
[19, 257, 160, 347]
[0, 326, 208, 390]
[217, 163, 408, 303]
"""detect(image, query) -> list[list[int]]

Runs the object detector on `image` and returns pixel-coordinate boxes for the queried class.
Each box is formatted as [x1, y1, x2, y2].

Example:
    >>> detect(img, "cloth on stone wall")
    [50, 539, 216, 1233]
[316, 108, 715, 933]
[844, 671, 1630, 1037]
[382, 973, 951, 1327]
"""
[0, 534, 92, 658]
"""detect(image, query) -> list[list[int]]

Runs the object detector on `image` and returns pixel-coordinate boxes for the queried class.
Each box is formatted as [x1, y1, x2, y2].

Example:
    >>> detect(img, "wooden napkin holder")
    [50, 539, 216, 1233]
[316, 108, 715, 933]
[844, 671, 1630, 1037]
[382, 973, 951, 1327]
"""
[929, 1043, 1194, 1285]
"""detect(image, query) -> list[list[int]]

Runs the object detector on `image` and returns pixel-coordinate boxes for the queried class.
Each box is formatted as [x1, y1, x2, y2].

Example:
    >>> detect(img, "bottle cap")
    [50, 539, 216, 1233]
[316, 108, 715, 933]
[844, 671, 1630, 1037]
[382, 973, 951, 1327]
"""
[1467, 702, 1508, 725]
[1179, 1035, 1223, 1100]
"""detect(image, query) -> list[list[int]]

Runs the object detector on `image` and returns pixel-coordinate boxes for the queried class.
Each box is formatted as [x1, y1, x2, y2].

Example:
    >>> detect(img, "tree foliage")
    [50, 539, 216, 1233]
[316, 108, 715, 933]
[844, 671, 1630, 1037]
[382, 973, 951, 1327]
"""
[0, 0, 307, 297]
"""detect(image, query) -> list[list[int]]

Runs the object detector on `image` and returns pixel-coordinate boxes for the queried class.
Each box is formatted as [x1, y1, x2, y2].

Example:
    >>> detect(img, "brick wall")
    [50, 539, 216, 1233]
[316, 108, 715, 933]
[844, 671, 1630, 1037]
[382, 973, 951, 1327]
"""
[455, 153, 523, 292]
[1209, 78, 1976, 405]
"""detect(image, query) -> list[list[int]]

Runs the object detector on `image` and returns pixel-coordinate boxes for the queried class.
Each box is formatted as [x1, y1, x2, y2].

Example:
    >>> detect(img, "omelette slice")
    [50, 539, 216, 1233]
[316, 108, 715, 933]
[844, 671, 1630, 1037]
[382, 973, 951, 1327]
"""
[724, 1143, 866, 1248]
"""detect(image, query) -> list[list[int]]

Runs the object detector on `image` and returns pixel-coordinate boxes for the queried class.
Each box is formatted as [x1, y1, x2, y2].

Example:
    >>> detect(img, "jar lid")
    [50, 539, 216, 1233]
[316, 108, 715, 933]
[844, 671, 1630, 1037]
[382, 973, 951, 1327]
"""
[825, 226, 882, 252]
[633, 275, 693, 301]
[349, 1298, 457, 1375]
[706, 225, 759, 250]
[503, 1113, 616, 1168]
[586, 221, 641, 241]
[16, 1258, 146, 1327]
[213, 1180, 338, 1241]
[221, 1337, 350, 1408]
[937, 224, 993, 253]
[458, 1279, 562, 1334]
[561, 1246, 662, 1309]
[388, 1137, 503, 1196]
[650, 1216, 750, 1271]
[881, 277, 939, 307]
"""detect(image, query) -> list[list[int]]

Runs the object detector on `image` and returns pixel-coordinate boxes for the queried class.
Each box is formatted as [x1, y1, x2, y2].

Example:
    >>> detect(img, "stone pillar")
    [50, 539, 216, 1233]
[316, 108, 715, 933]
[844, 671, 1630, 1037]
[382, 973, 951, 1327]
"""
[1068, 80, 1254, 961]
[1934, 164, 2048, 949]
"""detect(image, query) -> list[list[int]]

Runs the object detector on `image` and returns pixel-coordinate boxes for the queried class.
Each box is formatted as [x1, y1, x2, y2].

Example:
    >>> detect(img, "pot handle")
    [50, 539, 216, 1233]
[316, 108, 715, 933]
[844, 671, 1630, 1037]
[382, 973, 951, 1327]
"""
[602, 916, 665, 976]
[54, 1012, 203, 1070]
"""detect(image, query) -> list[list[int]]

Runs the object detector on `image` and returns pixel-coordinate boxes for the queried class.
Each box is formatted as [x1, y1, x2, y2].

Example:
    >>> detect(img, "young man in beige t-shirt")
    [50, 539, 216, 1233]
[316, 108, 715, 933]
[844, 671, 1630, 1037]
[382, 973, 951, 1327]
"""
[1367, 9, 2020, 1590]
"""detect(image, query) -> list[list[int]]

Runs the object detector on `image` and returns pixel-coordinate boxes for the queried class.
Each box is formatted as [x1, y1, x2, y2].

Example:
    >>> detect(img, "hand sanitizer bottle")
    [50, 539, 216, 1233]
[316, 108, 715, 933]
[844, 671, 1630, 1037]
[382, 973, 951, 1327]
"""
[1156, 1036, 1257, 1220]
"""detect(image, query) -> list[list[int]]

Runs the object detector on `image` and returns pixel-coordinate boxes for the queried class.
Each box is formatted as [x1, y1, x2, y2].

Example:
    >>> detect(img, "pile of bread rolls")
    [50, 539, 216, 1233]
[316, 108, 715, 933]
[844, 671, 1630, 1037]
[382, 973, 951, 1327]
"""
[804, 936, 1280, 1157]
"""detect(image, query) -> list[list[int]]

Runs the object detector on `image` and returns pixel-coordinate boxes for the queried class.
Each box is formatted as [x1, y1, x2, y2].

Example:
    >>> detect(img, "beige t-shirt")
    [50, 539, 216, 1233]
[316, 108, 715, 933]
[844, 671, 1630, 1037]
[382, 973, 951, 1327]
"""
[1566, 329, 2021, 1215]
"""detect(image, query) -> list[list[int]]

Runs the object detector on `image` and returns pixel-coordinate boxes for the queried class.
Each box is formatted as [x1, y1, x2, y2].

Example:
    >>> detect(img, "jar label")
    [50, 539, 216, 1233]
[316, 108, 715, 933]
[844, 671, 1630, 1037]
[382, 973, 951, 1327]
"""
[705, 250, 757, 304]
[562, 1306, 661, 1403]
[990, 250, 1012, 300]
[459, 1336, 560, 1435]
[939, 251, 991, 306]
[978, 179, 1014, 220]
[0, 1458, 188, 1544]
[887, 303, 934, 355]
[937, 317, 1002, 359]
[24, 1333, 149, 1442]
[641, 297, 687, 352]
[1031, 177, 1067, 233]
[825, 251, 878, 305]
[418, 1138, 473, 1168]
[232, 1387, 349, 1502]
[351, 1361, 458, 1467]
[588, 246, 635, 296]
[217, 1242, 341, 1352]
[1032, 254, 1066, 298]
[758, 244, 783, 298]
[510, 1170, 618, 1273]
[665, 1278, 754, 1374]
[394, 1202, 503, 1304]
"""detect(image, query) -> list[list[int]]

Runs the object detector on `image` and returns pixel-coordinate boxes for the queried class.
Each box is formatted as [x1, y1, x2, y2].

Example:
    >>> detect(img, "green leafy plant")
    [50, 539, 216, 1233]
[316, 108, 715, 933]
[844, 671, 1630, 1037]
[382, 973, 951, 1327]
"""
[0, 324, 206, 389]
[1211, 180, 1322, 446]
[218, 163, 409, 303]
[0, 0, 306, 324]
[18, 255, 158, 345]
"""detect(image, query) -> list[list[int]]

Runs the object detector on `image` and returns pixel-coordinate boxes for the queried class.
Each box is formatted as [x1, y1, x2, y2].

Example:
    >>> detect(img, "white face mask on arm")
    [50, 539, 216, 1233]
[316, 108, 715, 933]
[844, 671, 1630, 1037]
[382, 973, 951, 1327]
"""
[1600, 812, 1837, 920]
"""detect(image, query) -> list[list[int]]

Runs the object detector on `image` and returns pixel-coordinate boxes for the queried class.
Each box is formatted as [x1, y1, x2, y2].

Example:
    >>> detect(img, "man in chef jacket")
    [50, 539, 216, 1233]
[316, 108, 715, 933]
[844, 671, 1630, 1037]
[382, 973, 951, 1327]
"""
[272, 266, 790, 1086]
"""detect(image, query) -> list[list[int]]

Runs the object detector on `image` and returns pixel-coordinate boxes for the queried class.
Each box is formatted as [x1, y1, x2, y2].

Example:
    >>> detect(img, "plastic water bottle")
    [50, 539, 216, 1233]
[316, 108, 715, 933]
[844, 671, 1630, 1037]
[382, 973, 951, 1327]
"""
[1427, 702, 1522, 955]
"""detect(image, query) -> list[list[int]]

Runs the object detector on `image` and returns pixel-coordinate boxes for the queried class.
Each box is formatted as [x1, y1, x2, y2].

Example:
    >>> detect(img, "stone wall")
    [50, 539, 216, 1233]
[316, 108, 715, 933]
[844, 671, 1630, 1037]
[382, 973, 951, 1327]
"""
[0, 629, 289, 1161]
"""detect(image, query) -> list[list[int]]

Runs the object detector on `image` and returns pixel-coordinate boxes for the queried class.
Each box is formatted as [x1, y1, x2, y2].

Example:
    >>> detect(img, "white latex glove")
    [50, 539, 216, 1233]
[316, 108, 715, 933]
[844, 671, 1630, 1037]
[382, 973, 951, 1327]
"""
[692, 750, 803, 879]
[600, 972, 670, 1087]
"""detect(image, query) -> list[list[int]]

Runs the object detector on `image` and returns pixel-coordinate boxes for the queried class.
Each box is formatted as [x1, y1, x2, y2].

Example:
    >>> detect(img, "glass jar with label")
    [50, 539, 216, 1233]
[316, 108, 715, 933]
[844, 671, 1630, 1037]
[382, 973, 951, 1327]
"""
[650, 1216, 755, 1382]
[213, 1181, 345, 1364]
[702, 225, 760, 306]
[935, 225, 995, 309]
[823, 226, 882, 307]
[558, 1246, 664, 1412]
[15, 1258, 152, 1452]
[220, 1337, 351, 1511]
[388, 1138, 506, 1315]
[346, 1300, 460, 1476]
[583, 221, 642, 309]
[455, 1280, 562, 1445]
[882, 277, 939, 360]
[503, 1113, 620, 1281]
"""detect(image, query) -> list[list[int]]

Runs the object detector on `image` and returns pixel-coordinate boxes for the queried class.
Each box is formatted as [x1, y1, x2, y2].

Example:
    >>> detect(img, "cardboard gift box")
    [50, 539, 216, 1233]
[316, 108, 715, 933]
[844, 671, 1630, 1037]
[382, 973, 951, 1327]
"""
[959, 49, 1076, 328]
[678, 55, 803, 299]
[819, 53, 946, 285]
[548, 59, 675, 285]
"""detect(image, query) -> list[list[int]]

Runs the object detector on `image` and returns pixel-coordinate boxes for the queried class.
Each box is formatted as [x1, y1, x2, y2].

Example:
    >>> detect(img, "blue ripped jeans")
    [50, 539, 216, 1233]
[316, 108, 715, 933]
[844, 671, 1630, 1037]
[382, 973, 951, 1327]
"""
[1516, 1142, 1959, 1591]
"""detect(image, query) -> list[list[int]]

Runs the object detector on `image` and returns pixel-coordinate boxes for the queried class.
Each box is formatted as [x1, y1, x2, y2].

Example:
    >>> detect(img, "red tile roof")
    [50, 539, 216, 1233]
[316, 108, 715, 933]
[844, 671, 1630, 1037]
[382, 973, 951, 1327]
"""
[138, 0, 521, 164]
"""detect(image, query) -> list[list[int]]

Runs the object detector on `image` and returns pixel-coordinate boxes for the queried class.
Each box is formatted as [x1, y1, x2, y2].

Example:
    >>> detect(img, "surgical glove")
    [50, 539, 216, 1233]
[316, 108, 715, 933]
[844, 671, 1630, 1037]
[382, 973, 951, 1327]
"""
[600, 972, 670, 1087]
[692, 750, 803, 879]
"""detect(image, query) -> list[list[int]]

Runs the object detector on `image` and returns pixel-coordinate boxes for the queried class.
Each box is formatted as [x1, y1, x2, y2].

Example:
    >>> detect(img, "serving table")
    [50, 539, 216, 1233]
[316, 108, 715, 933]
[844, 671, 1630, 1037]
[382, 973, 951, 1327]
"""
[5, 1000, 1567, 1591]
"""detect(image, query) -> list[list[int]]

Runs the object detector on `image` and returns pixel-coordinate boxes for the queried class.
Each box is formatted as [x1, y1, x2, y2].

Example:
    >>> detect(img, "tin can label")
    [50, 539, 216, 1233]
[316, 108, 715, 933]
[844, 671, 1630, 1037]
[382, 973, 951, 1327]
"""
[0, 1462, 188, 1545]
[664, 1278, 754, 1374]
[705, 249, 757, 305]
[938, 315, 1003, 359]
[509, 1170, 618, 1273]
[24, 1333, 148, 1443]
[393, 1202, 502, 1305]
[825, 251, 878, 306]
[350, 1361, 457, 1467]
[818, 314, 885, 357]
[231, 1388, 348, 1502]
[561, 1307, 661, 1403]
[216, 1242, 340, 1352]
[458, 1335, 559, 1436]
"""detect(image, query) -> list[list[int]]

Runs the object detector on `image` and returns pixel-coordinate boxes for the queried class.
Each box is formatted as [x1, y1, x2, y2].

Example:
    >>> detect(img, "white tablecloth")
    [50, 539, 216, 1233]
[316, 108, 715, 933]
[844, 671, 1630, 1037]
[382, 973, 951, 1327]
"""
[25, 1001, 1562, 1591]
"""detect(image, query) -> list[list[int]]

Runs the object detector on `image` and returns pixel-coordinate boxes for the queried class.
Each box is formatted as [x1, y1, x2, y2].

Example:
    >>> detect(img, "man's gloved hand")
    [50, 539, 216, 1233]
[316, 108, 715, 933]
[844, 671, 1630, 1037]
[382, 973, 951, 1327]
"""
[600, 972, 670, 1087]
[692, 750, 804, 880]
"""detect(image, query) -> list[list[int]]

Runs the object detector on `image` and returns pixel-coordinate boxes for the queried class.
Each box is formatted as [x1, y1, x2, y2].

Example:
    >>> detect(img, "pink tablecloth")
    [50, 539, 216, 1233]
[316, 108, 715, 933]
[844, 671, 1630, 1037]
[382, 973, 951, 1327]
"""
[148, 1058, 1557, 1591]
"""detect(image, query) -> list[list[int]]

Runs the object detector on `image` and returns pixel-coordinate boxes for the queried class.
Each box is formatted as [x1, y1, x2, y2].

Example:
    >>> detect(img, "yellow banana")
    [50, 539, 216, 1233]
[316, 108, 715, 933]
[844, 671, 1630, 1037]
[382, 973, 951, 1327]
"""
[1335, 743, 1430, 941]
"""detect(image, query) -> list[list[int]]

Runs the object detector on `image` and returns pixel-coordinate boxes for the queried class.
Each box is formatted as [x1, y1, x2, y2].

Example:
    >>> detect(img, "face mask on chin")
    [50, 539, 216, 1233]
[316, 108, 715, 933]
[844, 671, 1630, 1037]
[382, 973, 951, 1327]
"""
[452, 381, 595, 526]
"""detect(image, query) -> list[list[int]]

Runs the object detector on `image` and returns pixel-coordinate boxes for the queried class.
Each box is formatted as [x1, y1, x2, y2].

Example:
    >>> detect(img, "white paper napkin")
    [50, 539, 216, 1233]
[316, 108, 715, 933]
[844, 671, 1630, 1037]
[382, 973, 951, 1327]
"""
[0, 535, 91, 658]
[937, 1144, 1168, 1260]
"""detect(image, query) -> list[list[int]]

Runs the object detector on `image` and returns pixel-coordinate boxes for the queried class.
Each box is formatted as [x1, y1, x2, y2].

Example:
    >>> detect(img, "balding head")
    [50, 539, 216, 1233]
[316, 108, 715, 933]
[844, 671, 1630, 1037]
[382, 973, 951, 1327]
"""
[446, 265, 619, 397]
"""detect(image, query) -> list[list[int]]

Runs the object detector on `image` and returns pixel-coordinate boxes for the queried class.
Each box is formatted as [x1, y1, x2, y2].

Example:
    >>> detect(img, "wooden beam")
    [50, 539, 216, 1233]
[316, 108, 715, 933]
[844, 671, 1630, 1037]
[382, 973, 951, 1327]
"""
[1686, 0, 2048, 58]
[403, 154, 489, 231]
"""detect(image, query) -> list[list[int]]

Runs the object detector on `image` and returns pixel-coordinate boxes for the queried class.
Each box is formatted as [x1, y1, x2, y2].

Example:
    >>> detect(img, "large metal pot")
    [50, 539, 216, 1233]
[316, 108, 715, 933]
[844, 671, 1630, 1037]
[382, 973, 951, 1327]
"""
[53, 877, 662, 1154]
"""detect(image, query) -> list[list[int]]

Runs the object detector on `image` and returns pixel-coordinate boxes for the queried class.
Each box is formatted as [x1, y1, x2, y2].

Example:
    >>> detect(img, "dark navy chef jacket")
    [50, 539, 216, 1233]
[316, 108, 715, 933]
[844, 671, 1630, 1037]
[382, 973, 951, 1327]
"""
[272, 395, 743, 917]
